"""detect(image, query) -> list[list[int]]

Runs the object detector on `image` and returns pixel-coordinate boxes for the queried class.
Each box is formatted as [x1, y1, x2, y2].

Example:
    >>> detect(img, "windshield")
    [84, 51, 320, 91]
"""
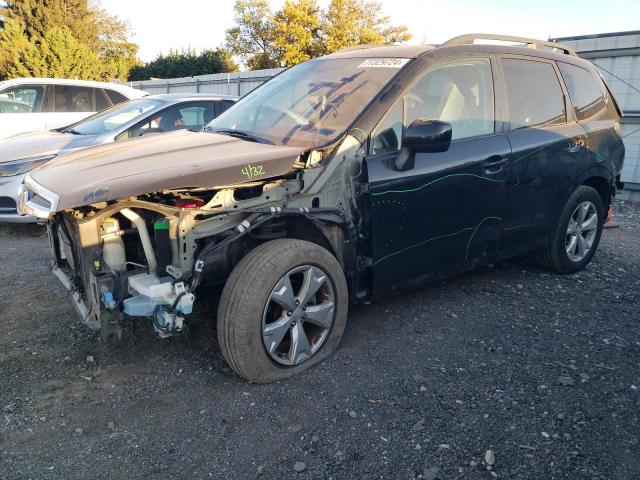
[208, 57, 409, 148]
[64, 98, 162, 135]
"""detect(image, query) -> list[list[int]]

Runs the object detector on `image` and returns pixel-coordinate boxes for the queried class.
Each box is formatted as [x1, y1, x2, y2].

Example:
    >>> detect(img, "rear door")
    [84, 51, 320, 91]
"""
[557, 61, 624, 181]
[48, 85, 97, 129]
[498, 56, 589, 258]
[366, 56, 511, 290]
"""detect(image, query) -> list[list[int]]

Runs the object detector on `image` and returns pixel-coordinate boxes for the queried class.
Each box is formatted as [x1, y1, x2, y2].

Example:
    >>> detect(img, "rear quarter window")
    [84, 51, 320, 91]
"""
[502, 58, 566, 129]
[557, 62, 616, 121]
[105, 89, 128, 105]
[96, 89, 112, 111]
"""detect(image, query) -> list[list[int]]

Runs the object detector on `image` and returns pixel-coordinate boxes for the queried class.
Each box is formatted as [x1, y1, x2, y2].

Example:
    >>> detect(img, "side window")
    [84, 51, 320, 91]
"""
[406, 58, 495, 141]
[179, 103, 215, 130]
[371, 101, 403, 155]
[0, 85, 45, 113]
[557, 62, 608, 121]
[124, 115, 162, 139]
[53, 85, 95, 112]
[502, 59, 565, 129]
[105, 89, 128, 105]
[123, 102, 209, 139]
[371, 57, 495, 154]
[219, 100, 235, 115]
[95, 89, 111, 111]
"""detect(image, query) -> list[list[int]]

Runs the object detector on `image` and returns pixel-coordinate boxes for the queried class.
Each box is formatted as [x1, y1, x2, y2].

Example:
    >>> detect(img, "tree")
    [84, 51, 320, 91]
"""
[322, 0, 411, 52]
[0, 0, 139, 81]
[5, 26, 102, 79]
[225, 0, 279, 70]
[273, 0, 322, 67]
[225, 0, 411, 69]
[128, 48, 238, 81]
[0, 20, 31, 77]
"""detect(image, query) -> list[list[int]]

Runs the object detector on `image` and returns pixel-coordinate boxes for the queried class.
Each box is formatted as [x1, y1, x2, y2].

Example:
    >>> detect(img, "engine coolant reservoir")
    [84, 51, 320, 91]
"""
[101, 218, 126, 270]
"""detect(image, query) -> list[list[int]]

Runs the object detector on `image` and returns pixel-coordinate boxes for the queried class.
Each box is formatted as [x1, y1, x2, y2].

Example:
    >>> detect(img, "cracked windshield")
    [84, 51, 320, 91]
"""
[208, 57, 408, 148]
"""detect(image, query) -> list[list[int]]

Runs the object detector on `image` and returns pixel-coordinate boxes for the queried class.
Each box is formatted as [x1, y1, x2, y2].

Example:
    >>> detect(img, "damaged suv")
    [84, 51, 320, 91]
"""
[19, 35, 624, 383]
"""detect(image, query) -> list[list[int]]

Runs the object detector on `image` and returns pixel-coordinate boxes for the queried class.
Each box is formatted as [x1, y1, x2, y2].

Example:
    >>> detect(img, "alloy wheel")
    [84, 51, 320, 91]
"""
[261, 265, 335, 366]
[565, 200, 598, 262]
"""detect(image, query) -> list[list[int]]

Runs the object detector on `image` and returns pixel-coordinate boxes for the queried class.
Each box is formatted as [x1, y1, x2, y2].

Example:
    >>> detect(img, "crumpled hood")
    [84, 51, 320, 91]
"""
[30, 130, 305, 210]
[0, 131, 99, 163]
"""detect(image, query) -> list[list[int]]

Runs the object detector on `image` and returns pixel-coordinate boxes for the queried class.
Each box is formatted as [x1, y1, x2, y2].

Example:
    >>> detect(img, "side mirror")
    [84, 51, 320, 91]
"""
[394, 119, 452, 171]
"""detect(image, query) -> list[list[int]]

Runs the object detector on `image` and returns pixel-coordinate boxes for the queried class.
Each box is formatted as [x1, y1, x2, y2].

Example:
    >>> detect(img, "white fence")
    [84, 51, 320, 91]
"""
[128, 68, 283, 97]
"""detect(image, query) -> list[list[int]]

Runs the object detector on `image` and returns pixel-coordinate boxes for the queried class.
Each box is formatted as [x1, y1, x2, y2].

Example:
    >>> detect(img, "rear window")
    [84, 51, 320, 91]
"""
[558, 62, 609, 121]
[502, 59, 566, 130]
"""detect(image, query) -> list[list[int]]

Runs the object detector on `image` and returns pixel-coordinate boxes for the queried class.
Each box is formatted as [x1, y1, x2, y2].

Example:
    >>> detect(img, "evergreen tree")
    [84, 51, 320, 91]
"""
[0, 0, 139, 81]
[6, 26, 101, 79]
[128, 48, 239, 81]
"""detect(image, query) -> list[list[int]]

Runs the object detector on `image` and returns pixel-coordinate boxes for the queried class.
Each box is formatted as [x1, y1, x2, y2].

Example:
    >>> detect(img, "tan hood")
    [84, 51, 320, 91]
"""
[30, 130, 305, 210]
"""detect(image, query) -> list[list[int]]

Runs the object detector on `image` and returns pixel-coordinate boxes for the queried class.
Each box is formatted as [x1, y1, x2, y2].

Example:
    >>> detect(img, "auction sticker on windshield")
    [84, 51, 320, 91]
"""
[358, 58, 410, 68]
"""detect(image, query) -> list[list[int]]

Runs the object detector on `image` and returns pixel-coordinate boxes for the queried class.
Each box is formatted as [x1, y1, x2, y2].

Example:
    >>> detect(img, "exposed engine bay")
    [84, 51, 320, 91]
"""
[38, 134, 365, 342]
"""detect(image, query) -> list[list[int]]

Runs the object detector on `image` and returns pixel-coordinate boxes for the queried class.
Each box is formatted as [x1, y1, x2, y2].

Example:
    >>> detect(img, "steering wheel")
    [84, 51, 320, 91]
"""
[265, 103, 309, 127]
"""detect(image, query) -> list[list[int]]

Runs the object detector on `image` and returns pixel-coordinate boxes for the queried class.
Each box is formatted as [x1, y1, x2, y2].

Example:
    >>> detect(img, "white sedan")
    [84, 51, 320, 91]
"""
[0, 78, 147, 140]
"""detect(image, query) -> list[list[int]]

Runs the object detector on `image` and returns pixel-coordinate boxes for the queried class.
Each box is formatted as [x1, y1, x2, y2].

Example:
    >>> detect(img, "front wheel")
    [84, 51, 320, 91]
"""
[538, 185, 605, 274]
[217, 239, 348, 383]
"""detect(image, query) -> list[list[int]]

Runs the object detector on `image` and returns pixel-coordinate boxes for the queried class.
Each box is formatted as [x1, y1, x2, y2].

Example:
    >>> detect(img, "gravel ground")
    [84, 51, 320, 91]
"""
[1, 200, 639, 480]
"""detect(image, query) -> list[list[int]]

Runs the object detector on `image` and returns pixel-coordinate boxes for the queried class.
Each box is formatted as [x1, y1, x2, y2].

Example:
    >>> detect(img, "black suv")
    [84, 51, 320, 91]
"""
[20, 34, 624, 383]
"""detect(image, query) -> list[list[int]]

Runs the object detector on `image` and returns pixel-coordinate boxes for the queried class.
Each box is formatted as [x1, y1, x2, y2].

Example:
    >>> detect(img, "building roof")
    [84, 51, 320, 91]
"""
[551, 30, 640, 42]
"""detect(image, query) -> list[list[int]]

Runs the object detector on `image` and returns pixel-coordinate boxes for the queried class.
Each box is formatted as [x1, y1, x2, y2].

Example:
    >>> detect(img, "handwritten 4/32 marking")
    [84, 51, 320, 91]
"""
[241, 164, 265, 180]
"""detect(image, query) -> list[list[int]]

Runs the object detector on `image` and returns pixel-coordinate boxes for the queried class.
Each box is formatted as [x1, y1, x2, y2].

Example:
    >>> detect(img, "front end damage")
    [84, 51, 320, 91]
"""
[18, 134, 365, 342]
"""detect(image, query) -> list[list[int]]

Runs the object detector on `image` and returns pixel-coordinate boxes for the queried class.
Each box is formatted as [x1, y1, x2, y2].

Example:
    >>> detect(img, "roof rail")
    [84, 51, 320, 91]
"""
[443, 33, 577, 57]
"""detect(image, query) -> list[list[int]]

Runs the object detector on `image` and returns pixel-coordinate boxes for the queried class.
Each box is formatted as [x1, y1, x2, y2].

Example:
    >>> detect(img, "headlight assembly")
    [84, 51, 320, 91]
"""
[0, 154, 56, 177]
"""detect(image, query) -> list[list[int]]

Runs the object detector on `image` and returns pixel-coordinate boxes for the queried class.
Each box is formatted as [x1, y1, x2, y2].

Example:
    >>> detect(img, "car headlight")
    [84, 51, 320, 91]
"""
[0, 154, 56, 177]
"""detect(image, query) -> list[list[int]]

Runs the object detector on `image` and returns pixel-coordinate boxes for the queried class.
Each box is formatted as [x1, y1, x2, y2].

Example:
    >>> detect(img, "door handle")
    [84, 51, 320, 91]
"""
[482, 155, 508, 174]
[567, 138, 585, 153]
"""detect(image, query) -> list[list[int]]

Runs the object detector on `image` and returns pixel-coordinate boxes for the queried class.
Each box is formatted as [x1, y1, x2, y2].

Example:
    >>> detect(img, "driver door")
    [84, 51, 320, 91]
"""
[365, 57, 511, 290]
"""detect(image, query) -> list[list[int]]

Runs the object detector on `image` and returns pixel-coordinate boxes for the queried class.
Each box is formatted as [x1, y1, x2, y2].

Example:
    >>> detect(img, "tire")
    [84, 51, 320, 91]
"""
[537, 185, 604, 274]
[217, 239, 349, 383]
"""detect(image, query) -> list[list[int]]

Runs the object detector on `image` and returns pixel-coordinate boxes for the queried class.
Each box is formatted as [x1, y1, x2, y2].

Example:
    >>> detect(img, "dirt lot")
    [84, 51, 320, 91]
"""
[1, 200, 639, 480]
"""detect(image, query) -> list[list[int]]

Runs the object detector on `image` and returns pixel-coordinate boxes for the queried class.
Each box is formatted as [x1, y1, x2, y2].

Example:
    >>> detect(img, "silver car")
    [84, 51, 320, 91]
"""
[0, 93, 237, 222]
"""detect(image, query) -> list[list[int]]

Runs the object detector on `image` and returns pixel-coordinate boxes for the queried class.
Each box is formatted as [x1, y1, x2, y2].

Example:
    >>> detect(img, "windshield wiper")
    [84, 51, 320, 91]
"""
[211, 129, 273, 145]
[64, 128, 83, 135]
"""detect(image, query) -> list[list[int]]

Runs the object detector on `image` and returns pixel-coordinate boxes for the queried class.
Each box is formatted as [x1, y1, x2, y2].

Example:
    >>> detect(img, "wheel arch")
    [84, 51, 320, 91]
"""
[582, 176, 612, 212]
[573, 164, 613, 211]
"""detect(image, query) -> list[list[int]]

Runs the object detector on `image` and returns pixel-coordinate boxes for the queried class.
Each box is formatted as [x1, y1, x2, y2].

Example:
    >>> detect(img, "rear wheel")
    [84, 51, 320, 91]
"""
[538, 185, 604, 274]
[217, 239, 348, 383]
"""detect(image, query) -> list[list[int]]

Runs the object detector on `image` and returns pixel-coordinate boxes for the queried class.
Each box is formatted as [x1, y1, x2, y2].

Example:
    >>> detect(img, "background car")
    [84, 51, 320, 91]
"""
[0, 93, 237, 222]
[0, 78, 148, 140]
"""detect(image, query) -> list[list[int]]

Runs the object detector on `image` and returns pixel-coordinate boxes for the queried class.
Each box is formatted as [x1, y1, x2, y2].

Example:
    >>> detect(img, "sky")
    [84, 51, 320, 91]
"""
[102, 0, 640, 63]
